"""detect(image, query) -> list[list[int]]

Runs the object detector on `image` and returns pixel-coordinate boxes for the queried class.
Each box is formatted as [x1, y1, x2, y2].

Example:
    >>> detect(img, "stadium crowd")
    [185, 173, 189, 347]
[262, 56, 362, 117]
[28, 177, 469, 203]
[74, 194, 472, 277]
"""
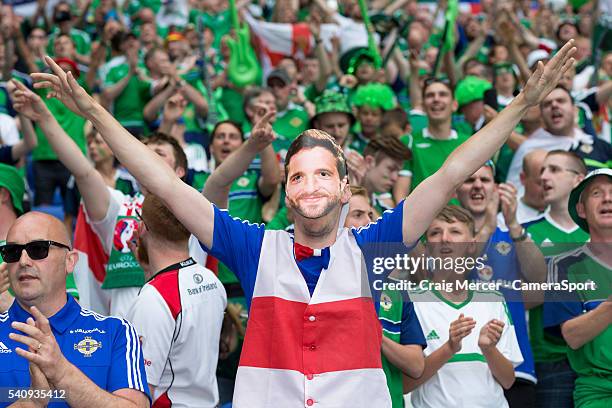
[0, 0, 610, 407]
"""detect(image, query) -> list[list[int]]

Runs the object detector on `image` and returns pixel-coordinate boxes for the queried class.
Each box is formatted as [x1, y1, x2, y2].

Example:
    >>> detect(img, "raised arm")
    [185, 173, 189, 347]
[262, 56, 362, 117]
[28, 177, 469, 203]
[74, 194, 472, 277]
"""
[9, 115, 38, 161]
[401, 40, 577, 245]
[8, 80, 111, 222]
[32, 56, 215, 248]
[203, 108, 278, 206]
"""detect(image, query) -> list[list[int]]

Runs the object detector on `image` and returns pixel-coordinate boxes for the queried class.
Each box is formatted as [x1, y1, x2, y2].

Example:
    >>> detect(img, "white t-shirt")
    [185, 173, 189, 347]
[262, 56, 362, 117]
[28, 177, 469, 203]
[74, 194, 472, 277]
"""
[128, 258, 226, 407]
[0, 113, 19, 146]
[410, 288, 523, 408]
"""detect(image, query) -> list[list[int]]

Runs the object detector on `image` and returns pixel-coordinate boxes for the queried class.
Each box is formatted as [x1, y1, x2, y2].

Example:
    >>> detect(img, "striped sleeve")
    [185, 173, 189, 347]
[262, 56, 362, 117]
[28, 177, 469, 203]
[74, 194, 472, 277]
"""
[107, 318, 150, 398]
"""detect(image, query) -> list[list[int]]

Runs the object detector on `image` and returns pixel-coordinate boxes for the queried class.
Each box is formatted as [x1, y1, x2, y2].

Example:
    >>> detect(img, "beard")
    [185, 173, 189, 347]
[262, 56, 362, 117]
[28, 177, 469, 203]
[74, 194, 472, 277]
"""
[137, 236, 150, 267]
[288, 192, 341, 220]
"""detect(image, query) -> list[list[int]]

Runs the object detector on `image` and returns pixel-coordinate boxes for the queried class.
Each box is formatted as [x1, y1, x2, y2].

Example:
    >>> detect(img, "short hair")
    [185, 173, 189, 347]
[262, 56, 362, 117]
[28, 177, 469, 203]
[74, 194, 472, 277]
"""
[144, 47, 163, 67]
[363, 134, 412, 164]
[380, 107, 409, 131]
[144, 132, 188, 176]
[211, 120, 244, 141]
[432, 205, 475, 237]
[542, 85, 575, 106]
[422, 77, 454, 99]
[55, 33, 74, 45]
[284, 129, 346, 180]
[350, 185, 370, 203]
[242, 86, 274, 114]
[141, 194, 190, 243]
[546, 150, 587, 175]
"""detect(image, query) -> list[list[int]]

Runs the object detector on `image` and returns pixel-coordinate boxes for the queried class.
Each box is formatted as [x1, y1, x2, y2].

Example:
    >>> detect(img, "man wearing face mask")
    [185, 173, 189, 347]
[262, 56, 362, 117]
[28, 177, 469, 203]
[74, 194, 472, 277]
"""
[46, 1, 91, 66]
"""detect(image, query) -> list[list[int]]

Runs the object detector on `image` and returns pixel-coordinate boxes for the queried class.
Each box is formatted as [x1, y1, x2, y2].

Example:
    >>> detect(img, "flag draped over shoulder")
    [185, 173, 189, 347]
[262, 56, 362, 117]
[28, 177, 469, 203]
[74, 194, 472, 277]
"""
[72, 205, 110, 314]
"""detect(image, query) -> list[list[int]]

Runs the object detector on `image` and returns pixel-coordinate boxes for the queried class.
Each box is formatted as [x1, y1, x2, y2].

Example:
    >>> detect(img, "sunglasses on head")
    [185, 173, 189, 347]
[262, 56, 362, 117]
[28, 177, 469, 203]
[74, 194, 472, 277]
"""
[0, 240, 72, 263]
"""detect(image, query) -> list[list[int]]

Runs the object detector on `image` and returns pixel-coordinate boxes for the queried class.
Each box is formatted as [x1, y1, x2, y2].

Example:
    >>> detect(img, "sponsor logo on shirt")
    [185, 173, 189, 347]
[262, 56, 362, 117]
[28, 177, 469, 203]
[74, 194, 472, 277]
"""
[0, 341, 12, 353]
[187, 282, 219, 296]
[415, 143, 431, 149]
[69, 328, 106, 334]
[426, 330, 440, 341]
[193, 273, 204, 284]
[74, 337, 102, 357]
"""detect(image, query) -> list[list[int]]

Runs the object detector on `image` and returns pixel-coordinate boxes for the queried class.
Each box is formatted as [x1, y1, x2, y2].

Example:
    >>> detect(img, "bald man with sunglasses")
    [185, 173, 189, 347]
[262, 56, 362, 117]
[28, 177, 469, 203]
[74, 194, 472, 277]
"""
[0, 212, 150, 408]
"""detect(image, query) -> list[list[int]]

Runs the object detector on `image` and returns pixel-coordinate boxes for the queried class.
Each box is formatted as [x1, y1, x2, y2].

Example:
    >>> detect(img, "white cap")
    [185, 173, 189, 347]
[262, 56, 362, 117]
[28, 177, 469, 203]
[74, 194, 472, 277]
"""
[527, 49, 550, 69]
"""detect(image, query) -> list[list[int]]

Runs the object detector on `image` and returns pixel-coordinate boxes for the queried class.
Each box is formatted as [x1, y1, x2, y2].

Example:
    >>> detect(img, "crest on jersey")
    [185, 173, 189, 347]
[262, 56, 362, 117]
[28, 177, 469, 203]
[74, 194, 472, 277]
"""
[380, 293, 393, 312]
[74, 337, 102, 357]
[237, 177, 250, 187]
[478, 265, 494, 281]
[113, 218, 139, 253]
[290, 117, 303, 128]
[495, 241, 512, 256]
[580, 144, 593, 154]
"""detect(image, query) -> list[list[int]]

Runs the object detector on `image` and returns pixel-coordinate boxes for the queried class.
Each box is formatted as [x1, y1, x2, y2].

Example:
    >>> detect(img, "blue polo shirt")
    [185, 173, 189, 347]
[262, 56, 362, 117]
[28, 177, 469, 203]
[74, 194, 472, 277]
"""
[0, 296, 149, 407]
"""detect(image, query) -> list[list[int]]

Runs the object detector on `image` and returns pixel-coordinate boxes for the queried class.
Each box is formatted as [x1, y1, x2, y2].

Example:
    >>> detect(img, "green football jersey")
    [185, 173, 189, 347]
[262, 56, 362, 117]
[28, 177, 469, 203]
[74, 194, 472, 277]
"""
[547, 246, 612, 407]
[526, 214, 590, 363]
[379, 289, 405, 408]
[402, 128, 470, 191]
[101, 57, 151, 128]
[273, 107, 310, 141]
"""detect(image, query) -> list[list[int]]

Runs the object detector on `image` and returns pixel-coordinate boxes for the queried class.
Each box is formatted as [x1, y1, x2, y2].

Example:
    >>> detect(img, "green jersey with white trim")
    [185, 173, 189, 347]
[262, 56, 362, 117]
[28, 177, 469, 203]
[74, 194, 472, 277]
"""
[526, 214, 590, 363]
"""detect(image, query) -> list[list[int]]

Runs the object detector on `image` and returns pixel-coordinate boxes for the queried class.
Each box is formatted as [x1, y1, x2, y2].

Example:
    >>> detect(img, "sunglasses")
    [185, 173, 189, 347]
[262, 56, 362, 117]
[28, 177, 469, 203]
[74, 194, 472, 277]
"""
[0, 240, 72, 263]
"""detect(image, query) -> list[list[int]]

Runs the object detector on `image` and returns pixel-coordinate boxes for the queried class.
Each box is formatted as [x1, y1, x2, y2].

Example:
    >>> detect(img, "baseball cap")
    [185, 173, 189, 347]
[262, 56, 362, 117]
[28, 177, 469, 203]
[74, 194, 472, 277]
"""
[568, 168, 612, 232]
[0, 164, 25, 215]
[266, 69, 291, 87]
[55, 57, 80, 79]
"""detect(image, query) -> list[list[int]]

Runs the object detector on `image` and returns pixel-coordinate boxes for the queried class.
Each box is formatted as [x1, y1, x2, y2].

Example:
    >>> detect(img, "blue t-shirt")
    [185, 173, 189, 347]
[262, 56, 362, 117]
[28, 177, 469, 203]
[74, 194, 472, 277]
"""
[201, 201, 406, 311]
[0, 296, 150, 407]
[468, 227, 536, 383]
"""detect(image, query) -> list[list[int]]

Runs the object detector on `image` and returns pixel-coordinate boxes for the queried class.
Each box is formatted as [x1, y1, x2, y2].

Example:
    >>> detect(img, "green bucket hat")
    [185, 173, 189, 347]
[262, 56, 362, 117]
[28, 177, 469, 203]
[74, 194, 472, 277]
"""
[0, 164, 25, 215]
[568, 168, 612, 233]
[311, 91, 355, 127]
[455, 75, 493, 109]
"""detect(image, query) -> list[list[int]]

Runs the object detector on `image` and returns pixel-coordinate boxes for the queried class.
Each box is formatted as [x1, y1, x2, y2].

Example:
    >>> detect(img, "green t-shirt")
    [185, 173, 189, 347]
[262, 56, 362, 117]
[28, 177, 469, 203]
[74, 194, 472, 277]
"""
[273, 106, 310, 141]
[401, 128, 470, 191]
[101, 57, 152, 128]
[347, 132, 370, 155]
[189, 9, 231, 50]
[267, 207, 291, 231]
[219, 88, 246, 128]
[525, 214, 590, 363]
[46, 28, 91, 57]
[181, 79, 208, 134]
[33, 90, 87, 161]
[192, 170, 263, 285]
[408, 111, 428, 135]
[379, 289, 405, 408]
[547, 246, 612, 407]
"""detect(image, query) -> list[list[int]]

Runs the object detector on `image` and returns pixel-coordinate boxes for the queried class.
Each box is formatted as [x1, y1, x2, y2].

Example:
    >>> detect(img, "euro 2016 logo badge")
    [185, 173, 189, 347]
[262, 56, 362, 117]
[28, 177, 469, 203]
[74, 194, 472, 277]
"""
[113, 218, 139, 253]
[75, 337, 102, 357]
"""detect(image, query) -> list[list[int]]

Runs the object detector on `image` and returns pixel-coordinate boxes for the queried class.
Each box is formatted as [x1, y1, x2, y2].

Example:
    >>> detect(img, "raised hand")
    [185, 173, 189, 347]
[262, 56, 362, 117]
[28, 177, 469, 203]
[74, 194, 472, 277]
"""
[163, 93, 187, 124]
[521, 39, 576, 106]
[7, 80, 49, 122]
[31, 56, 97, 117]
[498, 183, 518, 230]
[346, 150, 366, 187]
[249, 106, 276, 152]
[478, 319, 505, 351]
[9, 306, 70, 385]
[448, 313, 476, 353]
